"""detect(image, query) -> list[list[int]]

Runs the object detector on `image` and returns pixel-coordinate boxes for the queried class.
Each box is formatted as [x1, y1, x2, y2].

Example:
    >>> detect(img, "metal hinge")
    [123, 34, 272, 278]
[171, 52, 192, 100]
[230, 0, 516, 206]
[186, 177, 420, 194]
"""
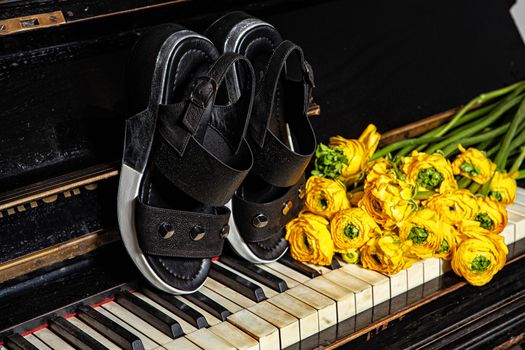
[0, 11, 66, 36]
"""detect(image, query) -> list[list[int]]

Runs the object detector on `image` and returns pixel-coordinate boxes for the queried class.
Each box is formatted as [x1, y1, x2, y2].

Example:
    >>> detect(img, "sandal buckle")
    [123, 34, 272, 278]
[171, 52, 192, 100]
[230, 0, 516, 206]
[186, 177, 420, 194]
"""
[190, 76, 217, 109]
[303, 61, 315, 88]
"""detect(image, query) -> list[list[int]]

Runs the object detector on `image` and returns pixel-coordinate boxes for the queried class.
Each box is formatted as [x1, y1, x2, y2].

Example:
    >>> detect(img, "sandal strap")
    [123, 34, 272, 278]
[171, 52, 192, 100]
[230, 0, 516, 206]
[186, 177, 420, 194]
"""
[250, 40, 316, 187]
[152, 53, 256, 206]
[232, 177, 305, 243]
[136, 198, 230, 258]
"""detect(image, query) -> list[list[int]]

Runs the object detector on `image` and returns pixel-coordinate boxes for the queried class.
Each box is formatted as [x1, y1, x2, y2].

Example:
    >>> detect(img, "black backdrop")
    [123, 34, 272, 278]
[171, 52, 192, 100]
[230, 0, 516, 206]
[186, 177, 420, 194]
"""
[1, 0, 525, 189]
[257, 0, 525, 141]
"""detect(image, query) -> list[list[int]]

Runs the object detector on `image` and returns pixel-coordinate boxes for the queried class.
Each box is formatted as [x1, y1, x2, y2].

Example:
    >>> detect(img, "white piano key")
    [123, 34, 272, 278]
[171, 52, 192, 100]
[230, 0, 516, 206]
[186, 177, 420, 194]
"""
[322, 269, 373, 314]
[383, 269, 408, 298]
[421, 258, 439, 280]
[337, 262, 390, 306]
[305, 276, 355, 322]
[422, 258, 441, 282]
[185, 328, 236, 350]
[507, 210, 525, 241]
[227, 309, 280, 350]
[24, 334, 52, 350]
[208, 321, 259, 350]
[102, 301, 174, 346]
[267, 293, 319, 339]
[133, 292, 198, 334]
[248, 301, 300, 348]
[303, 262, 331, 275]
[213, 261, 278, 298]
[256, 264, 300, 288]
[67, 316, 122, 350]
[199, 286, 244, 313]
[266, 262, 311, 284]
[406, 261, 424, 289]
[204, 278, 257, 309]
[96, 306, 159, 350]
[515, 187, 525, 204]
[33, 328, 75, 350]
[175, 296, 221, 326]
[500, 223, 516, 245]
[286, 284, 337, 331]
[162, 337, 201, 350]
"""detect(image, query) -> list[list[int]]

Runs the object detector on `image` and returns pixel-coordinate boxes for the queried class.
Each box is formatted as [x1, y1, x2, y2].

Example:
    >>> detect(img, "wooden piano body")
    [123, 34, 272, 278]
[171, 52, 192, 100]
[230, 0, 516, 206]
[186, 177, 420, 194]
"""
[1, 1, 525, 349]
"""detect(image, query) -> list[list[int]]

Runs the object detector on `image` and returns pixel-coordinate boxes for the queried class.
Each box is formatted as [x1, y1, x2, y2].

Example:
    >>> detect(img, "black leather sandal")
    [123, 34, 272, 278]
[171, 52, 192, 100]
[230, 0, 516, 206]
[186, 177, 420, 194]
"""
[205, 12, 317, 263]
[117, 24, 255, 294]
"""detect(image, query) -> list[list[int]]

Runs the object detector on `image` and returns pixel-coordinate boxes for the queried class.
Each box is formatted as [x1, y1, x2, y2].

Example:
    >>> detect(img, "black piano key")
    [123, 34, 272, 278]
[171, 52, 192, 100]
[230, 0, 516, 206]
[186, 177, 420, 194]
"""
[328, 259, 341, 270]
[115, 291, 184, 338]
[141, 288, 208, 329]
[209, 263, 267, 303]
[48, 317, 108, 350]
[76, 305, 144, 350]
[220, 256, 288, 292]
[5, 334, 38, 350]
[279, 254, 321, 278]
[183, 291, 232, 321]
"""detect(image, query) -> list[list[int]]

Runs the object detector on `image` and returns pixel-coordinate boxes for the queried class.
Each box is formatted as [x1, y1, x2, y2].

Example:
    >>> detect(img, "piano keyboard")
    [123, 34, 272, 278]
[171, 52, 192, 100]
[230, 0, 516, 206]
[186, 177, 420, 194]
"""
[2, 190, 525, 350]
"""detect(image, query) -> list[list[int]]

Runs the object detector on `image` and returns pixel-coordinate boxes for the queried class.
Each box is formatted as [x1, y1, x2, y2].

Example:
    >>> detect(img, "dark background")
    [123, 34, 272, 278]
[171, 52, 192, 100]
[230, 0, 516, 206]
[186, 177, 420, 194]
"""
[1, 0, 525, 189]
[260, 0, 525, 140]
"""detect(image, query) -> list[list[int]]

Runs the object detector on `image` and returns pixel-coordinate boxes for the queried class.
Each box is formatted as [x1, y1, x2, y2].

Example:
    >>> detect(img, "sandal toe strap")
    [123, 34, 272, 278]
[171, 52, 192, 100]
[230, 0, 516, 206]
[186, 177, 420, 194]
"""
[136, 199, 230, 258]
[232, 177, 305, 243]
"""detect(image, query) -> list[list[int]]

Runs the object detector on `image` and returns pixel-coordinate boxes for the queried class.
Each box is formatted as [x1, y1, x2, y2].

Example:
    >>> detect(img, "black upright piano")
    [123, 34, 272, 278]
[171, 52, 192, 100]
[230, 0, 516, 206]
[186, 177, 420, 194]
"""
[1, 1, 525, 349]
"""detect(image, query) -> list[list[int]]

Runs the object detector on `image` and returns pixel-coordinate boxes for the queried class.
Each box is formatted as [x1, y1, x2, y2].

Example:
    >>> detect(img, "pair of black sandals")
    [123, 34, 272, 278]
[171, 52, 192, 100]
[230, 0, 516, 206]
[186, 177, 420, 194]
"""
[117, 12, 317, 294]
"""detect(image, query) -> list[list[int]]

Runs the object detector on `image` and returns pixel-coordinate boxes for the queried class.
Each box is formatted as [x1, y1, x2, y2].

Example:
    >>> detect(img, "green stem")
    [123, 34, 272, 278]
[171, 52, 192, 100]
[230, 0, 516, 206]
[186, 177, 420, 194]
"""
[468, 181, 482, 194]
[510, 146, 525, 173]
[494, 97, 525, 170]
[426, 94, 525, 154]
[517, 169, 525, 180]
[436, 81, 525, 137]
[349, 184, 365, 193]
[458, 177, 472, 188]
[480, 175, 494, 196]
[442, 123, 510, 157]
[371, 135, 445, 160]
[414, 190, 437, 200]
[397, 102, 498, 156]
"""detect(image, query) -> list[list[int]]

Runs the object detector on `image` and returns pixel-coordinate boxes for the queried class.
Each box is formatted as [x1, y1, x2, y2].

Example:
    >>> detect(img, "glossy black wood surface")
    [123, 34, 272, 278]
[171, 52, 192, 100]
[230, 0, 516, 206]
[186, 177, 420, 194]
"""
[1, 0, 524, 192]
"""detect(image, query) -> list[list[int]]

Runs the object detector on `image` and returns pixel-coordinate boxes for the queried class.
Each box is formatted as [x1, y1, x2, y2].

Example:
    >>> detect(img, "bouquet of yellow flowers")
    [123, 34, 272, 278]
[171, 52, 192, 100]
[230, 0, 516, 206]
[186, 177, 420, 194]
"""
[286, 81, 525, 286]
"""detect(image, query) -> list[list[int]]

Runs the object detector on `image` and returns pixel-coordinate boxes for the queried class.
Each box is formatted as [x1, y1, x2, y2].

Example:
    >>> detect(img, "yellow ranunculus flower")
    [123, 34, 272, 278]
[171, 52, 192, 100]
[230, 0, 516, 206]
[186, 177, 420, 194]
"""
[358, 124, 381, 160]
[398, 209, 445, 259]
[433, 221, 457, 260]
[488, 171, 518, 205]
[451, 145, 496, 184]
[401, 151, 457, 193]
[451, 235, 508, 286]
[360, 176, 415, 229]
[340, 249, 360, 264]
[328, 136, 366, 185]
[456, 219, 491, 242]
[285, 212, 334, 266]
[365, 157, 396, 184]
[330, 208, 382, 252]
[304, 176, 350, 219]
[361, 234, 415, 275]
[329, 124, 381, 185]
[424, 189, 479, 225]
[474, 197, 508, 235]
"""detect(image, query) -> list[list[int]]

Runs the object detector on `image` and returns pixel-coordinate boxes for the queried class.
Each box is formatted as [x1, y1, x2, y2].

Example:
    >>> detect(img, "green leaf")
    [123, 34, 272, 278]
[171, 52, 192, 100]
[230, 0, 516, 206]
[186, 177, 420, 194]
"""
[312, 143, 349, 179]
